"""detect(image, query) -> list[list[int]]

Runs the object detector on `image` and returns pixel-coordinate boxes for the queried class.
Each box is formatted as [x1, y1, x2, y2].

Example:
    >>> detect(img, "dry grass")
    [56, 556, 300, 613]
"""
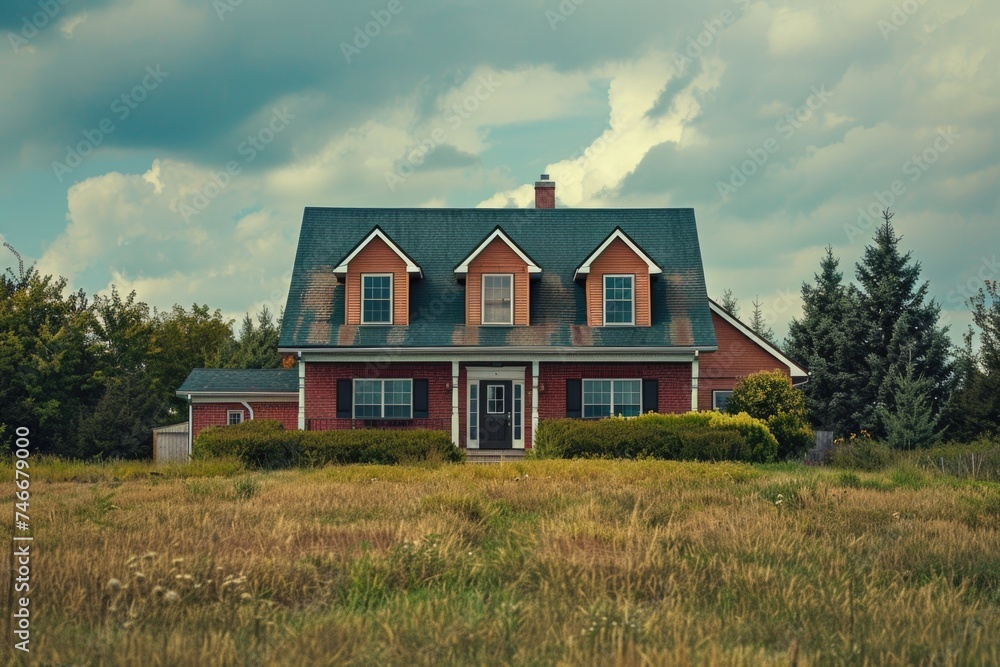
[2, 459, 998, 666]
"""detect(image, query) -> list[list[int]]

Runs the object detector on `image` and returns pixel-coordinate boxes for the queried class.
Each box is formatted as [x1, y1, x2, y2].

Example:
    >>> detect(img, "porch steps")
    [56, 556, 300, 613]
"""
[463, 449, 527, 465]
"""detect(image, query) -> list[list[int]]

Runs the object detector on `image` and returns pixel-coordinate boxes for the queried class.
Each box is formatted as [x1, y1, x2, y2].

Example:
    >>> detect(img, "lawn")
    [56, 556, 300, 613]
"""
[2, 458, 999, 666]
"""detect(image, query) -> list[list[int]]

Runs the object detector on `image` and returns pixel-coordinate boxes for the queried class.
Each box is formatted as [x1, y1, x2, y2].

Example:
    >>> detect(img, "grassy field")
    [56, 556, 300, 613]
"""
[2, 458, 999, 666]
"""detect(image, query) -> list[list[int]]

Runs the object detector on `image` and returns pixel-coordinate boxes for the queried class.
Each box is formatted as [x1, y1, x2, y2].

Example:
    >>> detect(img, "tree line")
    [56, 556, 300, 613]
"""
[0, 257, 286, 459]
[724, 210, 998, 445]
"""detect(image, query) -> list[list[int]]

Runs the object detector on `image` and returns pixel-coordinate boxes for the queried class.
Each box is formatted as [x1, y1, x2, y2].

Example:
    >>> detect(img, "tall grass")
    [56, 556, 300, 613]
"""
[1, 459, 997, 666]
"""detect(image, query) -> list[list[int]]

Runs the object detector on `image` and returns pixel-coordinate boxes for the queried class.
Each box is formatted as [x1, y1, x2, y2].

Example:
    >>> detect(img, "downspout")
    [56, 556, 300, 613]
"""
[240, 401, 255, 421]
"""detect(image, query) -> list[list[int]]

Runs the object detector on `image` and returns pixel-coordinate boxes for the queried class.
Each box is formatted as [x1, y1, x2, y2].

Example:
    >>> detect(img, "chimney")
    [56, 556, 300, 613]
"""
[534, 174, 555, 209]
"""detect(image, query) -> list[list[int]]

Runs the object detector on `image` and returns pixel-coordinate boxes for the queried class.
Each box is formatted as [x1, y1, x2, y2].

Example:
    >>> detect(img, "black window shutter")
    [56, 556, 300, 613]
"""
[336, 379, 352, 418]
[413, 379, 429, 418]
[566, 379, 582, 418]
[642, 379, 659, 414]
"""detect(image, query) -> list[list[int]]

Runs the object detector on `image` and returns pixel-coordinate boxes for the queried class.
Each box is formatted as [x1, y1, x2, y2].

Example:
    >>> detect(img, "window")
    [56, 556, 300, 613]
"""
[361, 274, 392, 324]
[713, 390, 733, 412]
[482, 274, 513, 325]
[513, 383, 522, 441]
[353, 379, 412, 419]
[486, 384, 505, 414]
[227, 410, 244, 425]
[469, 384, 478, 442]
[603, 275, 634, 325]
[583, 379, 641, 418]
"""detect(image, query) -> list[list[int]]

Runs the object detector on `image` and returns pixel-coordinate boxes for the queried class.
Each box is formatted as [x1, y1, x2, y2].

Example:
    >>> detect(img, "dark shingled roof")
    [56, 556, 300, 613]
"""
[177, 369, 298, 394]
[280, 208, 718, 350]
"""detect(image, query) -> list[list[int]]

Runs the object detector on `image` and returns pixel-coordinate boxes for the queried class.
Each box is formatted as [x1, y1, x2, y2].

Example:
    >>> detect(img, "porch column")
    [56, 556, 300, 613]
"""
[451, 360, 460, 445]
[298, 357, 306, 430]
[531, 361, 539, 445]
[690, 351, 699, 412]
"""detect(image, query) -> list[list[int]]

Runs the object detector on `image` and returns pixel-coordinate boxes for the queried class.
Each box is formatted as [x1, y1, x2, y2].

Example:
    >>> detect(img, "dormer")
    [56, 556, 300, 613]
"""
[455, 227, 541, 326]
[575, 228, 661, 327]
[334, 227, 421, 325]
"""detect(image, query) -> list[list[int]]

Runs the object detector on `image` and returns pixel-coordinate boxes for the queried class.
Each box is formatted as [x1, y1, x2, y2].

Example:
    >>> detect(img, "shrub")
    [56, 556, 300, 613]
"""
[532, 412, 777, 463]
[830, 434, 896, 471]
[727, 370, 814, 459]
[194, 419, 463, 468]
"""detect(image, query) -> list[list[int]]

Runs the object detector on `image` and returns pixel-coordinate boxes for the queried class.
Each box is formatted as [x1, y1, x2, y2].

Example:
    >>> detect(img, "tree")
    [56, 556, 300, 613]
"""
[878, 360, 941, 449]
[785, 247, 868, 435]
[727, 370, 814, 459]
[719, 289, 740, 318]
[77, 371, 165, 459]
[748, 296, 777, 345]
[853, 210, 953, 435]
[216, 306, 283, 369]
[942, 281, 1000, 439]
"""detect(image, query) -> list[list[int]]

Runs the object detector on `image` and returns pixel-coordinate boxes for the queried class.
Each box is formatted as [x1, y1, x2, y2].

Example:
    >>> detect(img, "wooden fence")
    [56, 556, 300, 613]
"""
[153, 422, 189, 464]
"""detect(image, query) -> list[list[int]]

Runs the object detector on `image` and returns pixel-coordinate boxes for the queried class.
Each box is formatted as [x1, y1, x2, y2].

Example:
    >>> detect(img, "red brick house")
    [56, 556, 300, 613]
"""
[178, 176, 806, 453]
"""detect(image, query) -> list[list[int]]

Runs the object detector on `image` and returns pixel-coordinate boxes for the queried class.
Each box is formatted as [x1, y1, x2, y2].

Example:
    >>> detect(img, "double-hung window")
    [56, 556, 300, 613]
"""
[583, 379, 641, 418]
[361, 274, 392, 324]
[353, 379, 412, 419]
[227, 410, 244, 425]
[482, 274, 513, 325]
[603, 275, 634, 325]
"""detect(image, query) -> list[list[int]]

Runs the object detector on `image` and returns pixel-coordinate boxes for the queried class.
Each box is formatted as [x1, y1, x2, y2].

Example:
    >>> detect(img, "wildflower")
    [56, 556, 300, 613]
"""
[240, 592, 253, 602]
[133, 572, 146, 583]
[163, 590, 180, 604]
[892, 511, 901, 520]
[152, 585, 165, 598]
[106, 578, 122, 592]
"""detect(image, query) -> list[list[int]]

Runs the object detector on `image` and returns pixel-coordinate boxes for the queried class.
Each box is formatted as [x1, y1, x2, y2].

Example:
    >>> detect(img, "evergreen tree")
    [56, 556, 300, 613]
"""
[853, 210, 953, 434]
[217, 306, 283, 369]
[718, 289, 740, 318]
[748, 296, 777, 345]
[785, 247, 867, 435]
[878, 359, 941, 449]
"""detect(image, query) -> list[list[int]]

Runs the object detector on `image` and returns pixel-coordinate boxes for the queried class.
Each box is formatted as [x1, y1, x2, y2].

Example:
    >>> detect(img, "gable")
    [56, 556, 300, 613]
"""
[707, 301, 808, 378]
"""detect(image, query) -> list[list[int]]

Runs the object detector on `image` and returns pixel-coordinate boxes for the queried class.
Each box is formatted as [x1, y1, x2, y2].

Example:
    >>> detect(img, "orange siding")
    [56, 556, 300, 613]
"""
[345, 237, 409, 325]
[698, 310, 792, 410]
[467, 240, 530, 326]
[585, 239, 651, 326]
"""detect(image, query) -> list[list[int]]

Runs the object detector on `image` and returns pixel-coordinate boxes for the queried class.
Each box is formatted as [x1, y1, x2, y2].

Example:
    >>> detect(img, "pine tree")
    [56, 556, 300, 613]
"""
[718, 289, 740, 318]
[878, 359, 941, 449]
[748, 296, 777, 345]
[786, 247, 866, 435]
[854, 210, 953, 434]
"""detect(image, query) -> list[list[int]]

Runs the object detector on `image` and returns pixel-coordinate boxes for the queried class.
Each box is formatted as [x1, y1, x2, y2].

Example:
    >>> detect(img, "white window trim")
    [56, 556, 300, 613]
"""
[352, 378, 413, 419]
[226, 410, 244, 425]
[602, 274, 636, 326]
[582, 378, 642, 418]
[466, 373, 525, 449]
[360, 273, 394, 325]
[481, 273, 514, 325]
[712, 390, 733, 412]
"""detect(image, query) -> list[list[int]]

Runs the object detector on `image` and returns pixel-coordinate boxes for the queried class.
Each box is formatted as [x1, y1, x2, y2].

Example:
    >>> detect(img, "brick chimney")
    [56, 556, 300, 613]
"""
[534, 174, 555, 209]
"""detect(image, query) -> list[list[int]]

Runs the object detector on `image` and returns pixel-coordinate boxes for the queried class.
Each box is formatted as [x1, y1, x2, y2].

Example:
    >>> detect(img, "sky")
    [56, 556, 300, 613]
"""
[1, 0, 997, 344]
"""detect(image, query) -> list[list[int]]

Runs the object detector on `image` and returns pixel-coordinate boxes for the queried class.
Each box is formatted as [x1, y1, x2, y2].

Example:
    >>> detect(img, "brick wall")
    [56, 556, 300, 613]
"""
[538, 362, 691, 419]
[304, 361, 452, 422]
[698, 310, 791, 410]
[191, 401, 298, 438]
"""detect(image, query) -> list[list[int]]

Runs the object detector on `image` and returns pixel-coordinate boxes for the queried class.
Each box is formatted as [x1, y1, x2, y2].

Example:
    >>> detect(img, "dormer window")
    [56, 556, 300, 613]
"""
[361, 274, 393, 324]
[603, 275, 635, 325]
[482, 274, 513, 325]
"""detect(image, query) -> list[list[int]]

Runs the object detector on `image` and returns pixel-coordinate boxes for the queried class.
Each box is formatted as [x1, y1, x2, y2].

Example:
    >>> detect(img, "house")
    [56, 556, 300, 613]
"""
[178, 176, 807, 453]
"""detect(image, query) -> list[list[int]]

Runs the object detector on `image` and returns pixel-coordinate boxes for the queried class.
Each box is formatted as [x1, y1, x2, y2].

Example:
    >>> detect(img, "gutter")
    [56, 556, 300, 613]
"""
[279, 345, 717, 356]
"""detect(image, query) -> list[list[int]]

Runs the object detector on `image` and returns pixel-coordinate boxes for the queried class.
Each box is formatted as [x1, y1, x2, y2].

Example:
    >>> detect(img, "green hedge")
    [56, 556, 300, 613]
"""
[533, 412, 778, 463]
[195, 419, 463, 468]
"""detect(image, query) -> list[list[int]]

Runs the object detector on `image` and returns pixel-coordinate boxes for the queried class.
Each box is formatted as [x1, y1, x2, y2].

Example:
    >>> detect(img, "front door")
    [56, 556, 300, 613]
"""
[479, 380, 513, 449]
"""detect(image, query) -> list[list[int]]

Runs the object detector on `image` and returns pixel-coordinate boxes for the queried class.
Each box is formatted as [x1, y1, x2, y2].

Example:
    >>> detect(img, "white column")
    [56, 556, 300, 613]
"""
[690, 351, 699, 412]
[187, 396, 193, 458]
[298, 356, 306, 430]
[451, 360, 460, 445]
[531, 361, 540, 446]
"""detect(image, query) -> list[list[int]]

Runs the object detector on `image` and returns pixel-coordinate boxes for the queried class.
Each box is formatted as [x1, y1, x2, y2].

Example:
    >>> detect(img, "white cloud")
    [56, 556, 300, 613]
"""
[59, 13, 89, 39]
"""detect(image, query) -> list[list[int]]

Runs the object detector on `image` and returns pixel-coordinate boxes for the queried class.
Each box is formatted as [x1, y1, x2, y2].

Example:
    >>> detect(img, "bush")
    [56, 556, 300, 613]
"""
[533, 412, 777, 463]
[727, 370, 814, 459]
[830, 434, 897, 471]
[194, 419, 463, 469]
